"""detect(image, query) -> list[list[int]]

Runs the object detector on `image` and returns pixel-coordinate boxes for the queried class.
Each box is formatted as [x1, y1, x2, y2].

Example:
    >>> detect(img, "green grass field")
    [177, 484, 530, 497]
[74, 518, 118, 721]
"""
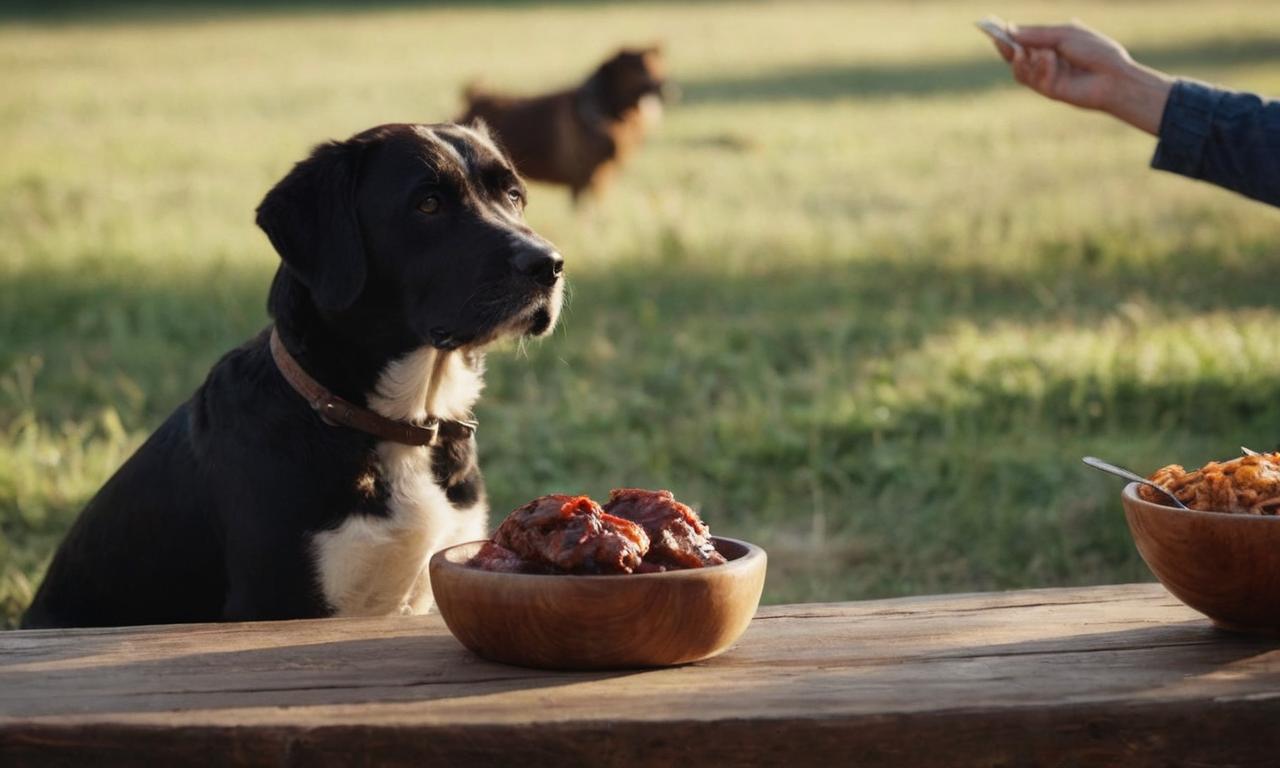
[4, 1, 1280, 628]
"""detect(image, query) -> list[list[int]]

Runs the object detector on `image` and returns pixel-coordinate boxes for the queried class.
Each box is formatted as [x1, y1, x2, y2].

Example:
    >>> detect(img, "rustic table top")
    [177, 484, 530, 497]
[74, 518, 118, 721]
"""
[3, 583, 1279, 767]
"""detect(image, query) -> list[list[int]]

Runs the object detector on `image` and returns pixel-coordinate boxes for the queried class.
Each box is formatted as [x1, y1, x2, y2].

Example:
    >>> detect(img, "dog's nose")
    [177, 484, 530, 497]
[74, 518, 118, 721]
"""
[511, 248, 564, 287]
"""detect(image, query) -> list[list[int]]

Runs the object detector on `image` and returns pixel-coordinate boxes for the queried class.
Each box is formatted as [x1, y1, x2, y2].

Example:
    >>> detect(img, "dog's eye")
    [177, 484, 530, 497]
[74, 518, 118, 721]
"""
[418, 195, 441, 215]
[506, 188, 524, 206]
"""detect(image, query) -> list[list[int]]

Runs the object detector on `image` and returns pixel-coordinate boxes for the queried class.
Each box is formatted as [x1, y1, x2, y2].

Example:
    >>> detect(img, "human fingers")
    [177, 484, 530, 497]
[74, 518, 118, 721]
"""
[1009, 23, 1083, 48]
[1011, 46, 1035, 88]
[1029, 48, 1060, 94]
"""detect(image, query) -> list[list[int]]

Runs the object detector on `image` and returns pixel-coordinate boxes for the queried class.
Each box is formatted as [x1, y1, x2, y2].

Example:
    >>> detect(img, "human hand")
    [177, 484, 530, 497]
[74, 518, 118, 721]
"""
[992, 20, 1174, 135]
[994, 21, 1134, 110]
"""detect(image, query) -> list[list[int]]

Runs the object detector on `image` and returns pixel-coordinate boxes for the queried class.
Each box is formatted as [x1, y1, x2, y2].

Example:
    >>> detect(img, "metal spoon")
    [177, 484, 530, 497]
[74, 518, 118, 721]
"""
[1081, 456, 1190, 510]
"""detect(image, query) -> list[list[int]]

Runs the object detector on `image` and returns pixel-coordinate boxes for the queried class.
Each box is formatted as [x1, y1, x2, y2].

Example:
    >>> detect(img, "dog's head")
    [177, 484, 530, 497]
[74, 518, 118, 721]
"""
[591, 45, 671, 116]
[257, 123, 563, 352]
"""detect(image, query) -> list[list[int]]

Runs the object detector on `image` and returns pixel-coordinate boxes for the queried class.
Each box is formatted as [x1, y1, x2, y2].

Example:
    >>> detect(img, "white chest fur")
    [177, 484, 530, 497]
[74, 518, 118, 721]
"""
[311, 348, 488, 617]
[638, 93, 664, 128]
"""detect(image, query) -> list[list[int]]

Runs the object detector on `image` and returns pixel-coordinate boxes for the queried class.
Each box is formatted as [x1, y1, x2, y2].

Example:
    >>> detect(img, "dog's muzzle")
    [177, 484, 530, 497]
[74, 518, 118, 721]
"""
[510, 247, 564, 288]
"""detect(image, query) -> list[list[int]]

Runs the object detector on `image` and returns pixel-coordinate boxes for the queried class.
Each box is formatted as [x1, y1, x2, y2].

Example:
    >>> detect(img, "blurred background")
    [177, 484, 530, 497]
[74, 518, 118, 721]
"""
[3, 1, 1280, 628]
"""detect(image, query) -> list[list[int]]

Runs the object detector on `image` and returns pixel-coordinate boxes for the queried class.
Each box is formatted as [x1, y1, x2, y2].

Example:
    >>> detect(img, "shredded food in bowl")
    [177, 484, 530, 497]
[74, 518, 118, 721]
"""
[1141, 452, 1280, 515]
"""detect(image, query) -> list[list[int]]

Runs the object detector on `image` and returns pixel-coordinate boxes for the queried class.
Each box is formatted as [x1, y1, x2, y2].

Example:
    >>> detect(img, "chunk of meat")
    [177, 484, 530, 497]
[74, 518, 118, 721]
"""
[603, 488, 727, 569]
[466, 541, 554, 574]
[493, 494, 649, 574]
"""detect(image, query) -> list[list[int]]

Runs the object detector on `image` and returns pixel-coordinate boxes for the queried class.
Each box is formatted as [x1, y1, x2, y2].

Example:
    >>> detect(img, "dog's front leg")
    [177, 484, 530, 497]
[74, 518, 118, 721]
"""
[221, 526, 332, 621]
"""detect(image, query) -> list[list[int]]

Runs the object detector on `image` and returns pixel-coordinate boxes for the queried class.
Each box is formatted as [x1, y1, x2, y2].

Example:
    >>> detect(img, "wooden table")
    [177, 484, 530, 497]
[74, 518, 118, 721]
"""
[3, 583, 1279, 767]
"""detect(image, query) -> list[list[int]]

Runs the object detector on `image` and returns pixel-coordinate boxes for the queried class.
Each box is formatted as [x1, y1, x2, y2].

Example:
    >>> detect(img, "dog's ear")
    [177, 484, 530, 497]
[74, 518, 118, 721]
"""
[464, 118, 514, 164]
[466, 116, 493, 140]
[256, 139, 368, 311]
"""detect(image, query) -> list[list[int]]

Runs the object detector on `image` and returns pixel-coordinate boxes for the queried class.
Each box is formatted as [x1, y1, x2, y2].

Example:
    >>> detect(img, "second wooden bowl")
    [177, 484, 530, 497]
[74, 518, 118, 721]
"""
[429, 536, 767, 669]
[1122, 483, 1280, 632]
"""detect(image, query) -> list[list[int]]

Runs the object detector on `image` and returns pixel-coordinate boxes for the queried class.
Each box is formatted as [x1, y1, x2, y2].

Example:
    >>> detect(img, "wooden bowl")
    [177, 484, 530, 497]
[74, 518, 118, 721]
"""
[429, 536, 767, 669]
[1121, 483, 1280, 632]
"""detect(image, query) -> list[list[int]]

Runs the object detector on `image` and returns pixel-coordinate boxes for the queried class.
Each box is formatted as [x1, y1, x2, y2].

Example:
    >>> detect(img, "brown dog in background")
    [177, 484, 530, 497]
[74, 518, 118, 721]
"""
[459, 46, 670, 204]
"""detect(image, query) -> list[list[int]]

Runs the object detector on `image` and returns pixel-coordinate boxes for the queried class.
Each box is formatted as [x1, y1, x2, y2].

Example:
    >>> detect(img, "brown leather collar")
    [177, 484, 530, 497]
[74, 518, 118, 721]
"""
[269, 327, 476, 447]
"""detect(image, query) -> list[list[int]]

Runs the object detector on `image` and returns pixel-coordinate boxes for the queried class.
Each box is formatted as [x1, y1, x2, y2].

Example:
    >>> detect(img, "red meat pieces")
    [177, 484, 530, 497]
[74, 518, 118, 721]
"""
[466, 541, 550, 574]
[490, 494, 649, 574]
[603, 488, 727, 569]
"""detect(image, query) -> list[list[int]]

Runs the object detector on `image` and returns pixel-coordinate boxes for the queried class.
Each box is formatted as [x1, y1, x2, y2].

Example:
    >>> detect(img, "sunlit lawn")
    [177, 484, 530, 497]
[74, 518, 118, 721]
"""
[4, 0, 1280, 627]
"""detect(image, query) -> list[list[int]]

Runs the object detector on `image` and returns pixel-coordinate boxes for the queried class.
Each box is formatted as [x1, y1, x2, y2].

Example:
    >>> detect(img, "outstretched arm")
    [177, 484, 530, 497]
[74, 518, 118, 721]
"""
[993, 21, 1280, 207]
[992, 21, 1172, 135]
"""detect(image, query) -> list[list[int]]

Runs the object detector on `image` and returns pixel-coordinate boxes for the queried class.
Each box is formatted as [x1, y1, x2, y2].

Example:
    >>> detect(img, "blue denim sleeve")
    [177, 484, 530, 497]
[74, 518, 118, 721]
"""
[1151, 79, 1280, 207]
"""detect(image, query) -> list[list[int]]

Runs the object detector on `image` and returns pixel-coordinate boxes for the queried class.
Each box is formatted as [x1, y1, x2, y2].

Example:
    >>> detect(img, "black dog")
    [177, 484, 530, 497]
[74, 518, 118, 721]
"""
[22, 123, 563, 628]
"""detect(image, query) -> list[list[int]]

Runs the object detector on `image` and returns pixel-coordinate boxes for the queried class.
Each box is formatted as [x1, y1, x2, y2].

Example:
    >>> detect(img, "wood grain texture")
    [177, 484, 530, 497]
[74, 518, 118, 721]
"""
[429, 536, 767, 669]
[3, 584, 1280, 767]
[1123, 482, 1280, 631]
